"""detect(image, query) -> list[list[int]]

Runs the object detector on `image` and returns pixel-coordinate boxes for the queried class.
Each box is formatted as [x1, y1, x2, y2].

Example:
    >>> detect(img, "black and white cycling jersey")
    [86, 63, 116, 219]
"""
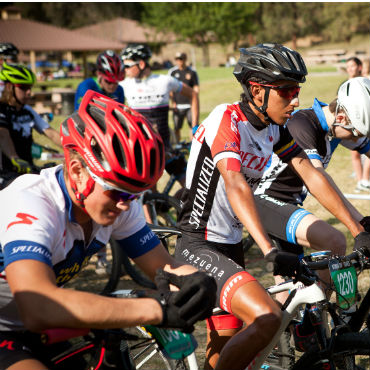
[178, 102, 302, 244]
[255, 98, 370, 205]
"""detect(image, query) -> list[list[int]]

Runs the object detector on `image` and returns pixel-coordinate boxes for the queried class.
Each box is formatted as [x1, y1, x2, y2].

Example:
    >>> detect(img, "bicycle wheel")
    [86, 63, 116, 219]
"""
[126, 326, 191, 370]
[143, 192, 181, 227]
[101, 240, 125, 295]
[292, 332, 370, 370]
[266, 331, 295, 369]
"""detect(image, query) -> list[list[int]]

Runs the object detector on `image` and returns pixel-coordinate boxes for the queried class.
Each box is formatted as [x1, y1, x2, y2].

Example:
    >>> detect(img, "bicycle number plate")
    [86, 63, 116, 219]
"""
[329, 259, 357, 309]
[144, 325, 198, 360]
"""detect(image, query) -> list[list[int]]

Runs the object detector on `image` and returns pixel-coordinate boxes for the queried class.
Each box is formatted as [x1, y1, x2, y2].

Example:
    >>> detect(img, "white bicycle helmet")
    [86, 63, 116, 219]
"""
[337, 77, 370, 138]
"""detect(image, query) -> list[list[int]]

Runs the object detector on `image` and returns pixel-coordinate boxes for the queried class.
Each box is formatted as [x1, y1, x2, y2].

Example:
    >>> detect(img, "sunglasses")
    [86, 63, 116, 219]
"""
[14, 84, 33, 91]
[249, 82, 301, 100]
[86, 167, 141, 202]
[123, 61, 139, 69]
[103, 78, 118, 85]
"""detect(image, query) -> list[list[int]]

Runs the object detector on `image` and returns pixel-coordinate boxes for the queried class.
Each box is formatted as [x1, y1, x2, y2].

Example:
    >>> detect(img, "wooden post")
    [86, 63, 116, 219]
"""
[82, 52, 88, 79]
[30, 50, 36, 75]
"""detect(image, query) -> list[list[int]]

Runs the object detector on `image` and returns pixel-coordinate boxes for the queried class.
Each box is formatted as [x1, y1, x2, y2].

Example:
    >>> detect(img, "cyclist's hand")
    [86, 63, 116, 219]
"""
[354, 231, 370, 257]
[153, 269, 217, 332]
[11, 157, 32, 174]
[264, 247, 300, 277]
[360, 217, 370, 233]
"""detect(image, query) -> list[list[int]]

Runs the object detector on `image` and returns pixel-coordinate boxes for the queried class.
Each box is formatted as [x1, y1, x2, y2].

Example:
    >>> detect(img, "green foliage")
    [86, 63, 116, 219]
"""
[17, 2, 143, 28]
[142, 2, 257, 46]
[321, 3, 370, 42]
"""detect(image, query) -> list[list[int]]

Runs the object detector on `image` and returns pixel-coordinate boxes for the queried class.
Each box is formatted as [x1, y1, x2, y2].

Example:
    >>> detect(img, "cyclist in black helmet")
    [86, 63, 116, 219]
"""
[120, 44, 199, 149]
[0, 43, 19, 98]
[175, 43, 369, 370]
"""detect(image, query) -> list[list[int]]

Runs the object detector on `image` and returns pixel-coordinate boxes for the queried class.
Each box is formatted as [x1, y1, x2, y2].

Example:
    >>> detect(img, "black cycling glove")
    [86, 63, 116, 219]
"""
[264, 247, 300, 277]
[354, 231, 370, 257]
[360, 217, 370, 233]
[152, 269, 217, 333]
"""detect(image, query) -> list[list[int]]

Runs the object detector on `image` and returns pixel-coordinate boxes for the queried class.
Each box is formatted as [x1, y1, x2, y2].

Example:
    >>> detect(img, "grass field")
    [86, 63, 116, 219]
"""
[36, 66, 370, 368]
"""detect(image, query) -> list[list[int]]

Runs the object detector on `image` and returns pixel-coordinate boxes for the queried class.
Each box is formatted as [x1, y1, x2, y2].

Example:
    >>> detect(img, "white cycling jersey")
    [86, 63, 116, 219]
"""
[177, 102, 302, 244]
[120, 74, 182, 110]
[0, 165, 159, 331]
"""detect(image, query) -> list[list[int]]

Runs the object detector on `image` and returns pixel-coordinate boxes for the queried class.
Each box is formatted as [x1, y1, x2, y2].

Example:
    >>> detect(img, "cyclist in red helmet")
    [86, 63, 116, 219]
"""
[0, 91, 217, 370]
[74, 50, 125, 110]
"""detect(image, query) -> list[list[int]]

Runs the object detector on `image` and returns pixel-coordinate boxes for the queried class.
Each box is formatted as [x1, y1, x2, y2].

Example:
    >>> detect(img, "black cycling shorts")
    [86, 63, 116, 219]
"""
[175, 233, 257, 313]
[254, 194, 310, 255]
[173, 108, 192, 130]
[0, 331, 85, 370]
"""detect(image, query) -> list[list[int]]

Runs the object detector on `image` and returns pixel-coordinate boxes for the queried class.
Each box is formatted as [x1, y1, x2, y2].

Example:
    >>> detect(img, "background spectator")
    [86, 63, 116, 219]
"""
[345, 57, 370, 191]
[168, 52, 200, 143]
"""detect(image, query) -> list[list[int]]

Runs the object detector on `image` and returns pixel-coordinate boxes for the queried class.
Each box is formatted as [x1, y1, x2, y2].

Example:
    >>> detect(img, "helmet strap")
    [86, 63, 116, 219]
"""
[65, 152, 96, 212]
[242, 83, 278, 125]
[12, 84, 24, 106]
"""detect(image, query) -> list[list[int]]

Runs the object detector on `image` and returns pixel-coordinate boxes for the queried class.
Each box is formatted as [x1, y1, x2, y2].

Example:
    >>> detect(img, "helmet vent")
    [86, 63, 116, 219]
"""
[112, 133, 127, 169]
[92, 99, 107, 109]
[134, 140, 143, 175]
[158, 139, 164, 168]
[90, 136, 110, 171]
[136, 121, 150, 140]
[72, 113, 86, 139]
[112, 109, 130, 137]
[365, 86, 370, 97]
[149, 149, 156, 177]
[87, 105, 106, 133]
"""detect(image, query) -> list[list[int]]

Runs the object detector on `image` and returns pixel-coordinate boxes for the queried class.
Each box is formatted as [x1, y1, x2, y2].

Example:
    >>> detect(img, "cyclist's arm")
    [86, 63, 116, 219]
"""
[310, 157, 363, 221]
[217, 157, 274, 255]
[132, 242, 198, 282]
[180, 83, 199, 127]
[289, 152, 364, 237]
[0, 126, 21, 160]
[43, 127, 62, 148]
[5, 259, 163, 332]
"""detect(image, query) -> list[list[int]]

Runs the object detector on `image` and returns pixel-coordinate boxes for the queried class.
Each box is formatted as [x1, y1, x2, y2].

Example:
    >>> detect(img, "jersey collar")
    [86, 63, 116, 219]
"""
[312, 98, 329, 132]
[56, 168, 77, 223]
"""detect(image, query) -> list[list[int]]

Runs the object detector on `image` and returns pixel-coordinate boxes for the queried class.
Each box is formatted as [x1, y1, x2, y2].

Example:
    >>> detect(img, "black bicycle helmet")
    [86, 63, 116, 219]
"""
[233, 43, 307, 85]
[234, 43, 307, 124]
[120, 44, 152, 62]
[0, 43, 19, 59]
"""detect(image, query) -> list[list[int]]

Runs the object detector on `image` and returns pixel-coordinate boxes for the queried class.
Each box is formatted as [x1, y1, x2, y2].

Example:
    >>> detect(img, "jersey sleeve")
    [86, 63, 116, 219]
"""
[74, 79, 96, 110]
[273, 125, 302, 163]
[207, 104, 241, 165]
[24, 105, 50, 134]
[0, 104, 9, 127]
[340, 137, 370, 154]
[191, 69, 199, 86]
[286, 111, 321, 162]
[168, 75, 183, 93]
[0, 188, 58, 269]
[115, 224, 160, 259]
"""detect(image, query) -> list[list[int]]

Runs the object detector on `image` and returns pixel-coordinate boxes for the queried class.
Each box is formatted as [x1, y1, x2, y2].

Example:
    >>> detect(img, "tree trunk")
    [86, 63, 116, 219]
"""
[200, 42, 210, 67]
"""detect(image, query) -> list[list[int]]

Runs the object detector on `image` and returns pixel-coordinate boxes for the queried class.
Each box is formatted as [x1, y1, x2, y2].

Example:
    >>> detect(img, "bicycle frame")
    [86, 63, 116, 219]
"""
[247, 279, 327, 370]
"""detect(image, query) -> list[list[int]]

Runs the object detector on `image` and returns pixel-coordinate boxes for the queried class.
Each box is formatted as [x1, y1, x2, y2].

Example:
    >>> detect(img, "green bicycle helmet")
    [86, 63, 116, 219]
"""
[0, 61, 36, 84]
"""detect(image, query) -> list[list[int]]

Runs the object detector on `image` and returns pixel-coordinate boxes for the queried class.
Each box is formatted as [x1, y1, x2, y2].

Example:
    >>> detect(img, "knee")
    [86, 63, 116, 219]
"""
[326, 229, 346, 255]
[253, 309, 282, 343]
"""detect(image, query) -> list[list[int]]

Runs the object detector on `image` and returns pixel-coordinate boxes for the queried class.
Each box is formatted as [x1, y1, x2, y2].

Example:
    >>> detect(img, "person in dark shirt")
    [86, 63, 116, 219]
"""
[168, 52, 199, 142]
[0, 62, 61, 174]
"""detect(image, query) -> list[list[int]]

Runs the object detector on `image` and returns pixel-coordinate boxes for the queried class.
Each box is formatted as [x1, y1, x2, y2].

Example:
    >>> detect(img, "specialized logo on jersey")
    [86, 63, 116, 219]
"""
[7, 213, 38, 230]
[189, 156, 215, 228]
[239, 152, 271, 172]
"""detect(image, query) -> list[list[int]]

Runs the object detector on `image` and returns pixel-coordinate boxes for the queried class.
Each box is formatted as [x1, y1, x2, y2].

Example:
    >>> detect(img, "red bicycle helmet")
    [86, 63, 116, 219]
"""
[61, 90, 165, 194]
[96, 50, 125, 83]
